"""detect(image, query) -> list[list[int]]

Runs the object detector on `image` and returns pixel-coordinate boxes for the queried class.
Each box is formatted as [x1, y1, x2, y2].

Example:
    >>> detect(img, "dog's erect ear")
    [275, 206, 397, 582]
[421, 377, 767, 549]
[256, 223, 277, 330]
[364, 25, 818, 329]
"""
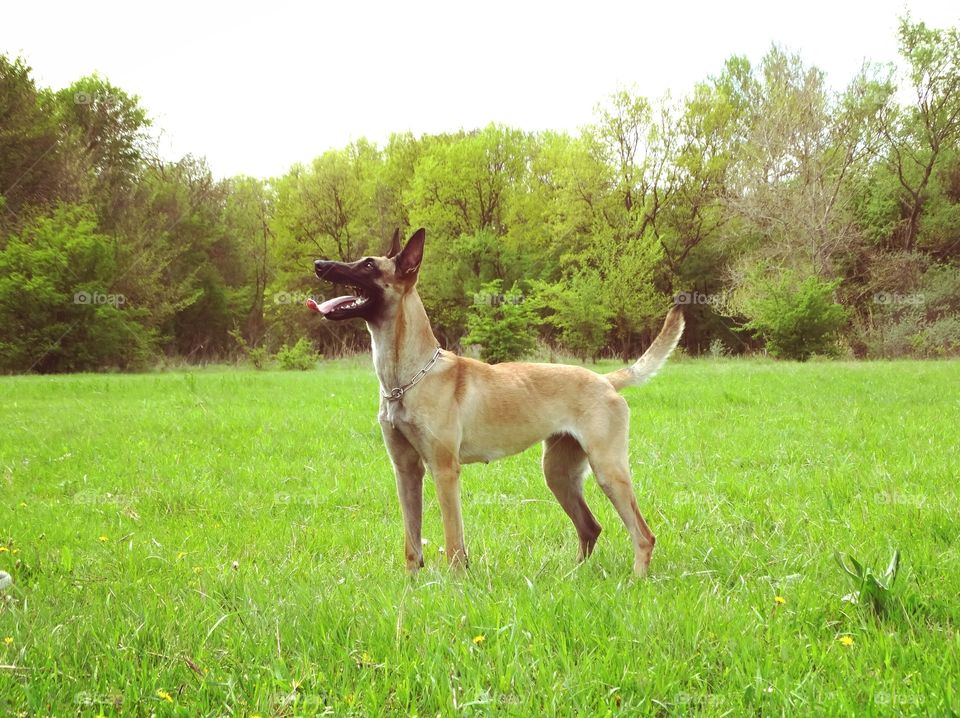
[386, 228, 402, 258]
[396, 228, 425, 276]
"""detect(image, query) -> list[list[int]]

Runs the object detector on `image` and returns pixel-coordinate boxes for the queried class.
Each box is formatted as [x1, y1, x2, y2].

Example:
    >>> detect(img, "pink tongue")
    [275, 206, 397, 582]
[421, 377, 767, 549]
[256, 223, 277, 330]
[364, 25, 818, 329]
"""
[315, 295, 358, 315]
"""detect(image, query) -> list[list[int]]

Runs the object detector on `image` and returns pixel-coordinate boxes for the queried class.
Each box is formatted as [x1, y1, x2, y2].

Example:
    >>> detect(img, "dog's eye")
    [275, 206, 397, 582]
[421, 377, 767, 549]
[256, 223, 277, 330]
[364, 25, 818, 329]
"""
[364, 259, 375, 270]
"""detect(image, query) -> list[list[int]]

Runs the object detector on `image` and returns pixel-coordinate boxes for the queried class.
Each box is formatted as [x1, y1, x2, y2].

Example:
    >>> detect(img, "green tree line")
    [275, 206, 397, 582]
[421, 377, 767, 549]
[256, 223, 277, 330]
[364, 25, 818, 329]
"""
[2, 17, 959, 372]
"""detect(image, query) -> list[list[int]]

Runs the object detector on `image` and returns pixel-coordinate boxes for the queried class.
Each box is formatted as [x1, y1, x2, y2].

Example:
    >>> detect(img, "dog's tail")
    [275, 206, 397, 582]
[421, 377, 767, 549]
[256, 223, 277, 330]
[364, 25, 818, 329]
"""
[606, 306, 685, 391]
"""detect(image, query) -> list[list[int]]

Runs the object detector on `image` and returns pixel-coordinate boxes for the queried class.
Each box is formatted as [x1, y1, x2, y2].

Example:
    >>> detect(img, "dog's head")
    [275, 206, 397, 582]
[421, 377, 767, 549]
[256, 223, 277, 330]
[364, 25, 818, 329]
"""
[313, 228, 425, 323]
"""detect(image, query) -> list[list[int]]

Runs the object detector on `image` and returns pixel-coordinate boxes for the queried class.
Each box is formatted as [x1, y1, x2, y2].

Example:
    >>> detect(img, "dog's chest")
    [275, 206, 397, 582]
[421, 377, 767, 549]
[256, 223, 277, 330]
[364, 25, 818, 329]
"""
[383, 399, 405, 429]
[383, 401, 441, 458]
[383, 400, 421, 440]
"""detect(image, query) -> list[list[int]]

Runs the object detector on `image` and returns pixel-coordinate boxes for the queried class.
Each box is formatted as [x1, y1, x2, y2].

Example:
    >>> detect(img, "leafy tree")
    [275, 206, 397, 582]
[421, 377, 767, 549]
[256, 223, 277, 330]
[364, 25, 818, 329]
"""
[591, 230, 665, 358]
[407, 126, 531, 343]
[878, 18, 960, 252]
[410, 125, 528, 239]
[54, 75, 152, 227]
[223, 176, 273, 345]
[0, 56, 63, 227]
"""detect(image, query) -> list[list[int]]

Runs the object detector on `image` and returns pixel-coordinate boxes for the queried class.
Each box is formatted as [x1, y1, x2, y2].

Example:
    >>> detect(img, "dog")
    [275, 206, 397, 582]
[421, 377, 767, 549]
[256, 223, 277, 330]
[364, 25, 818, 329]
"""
[313, 228, 684, 575]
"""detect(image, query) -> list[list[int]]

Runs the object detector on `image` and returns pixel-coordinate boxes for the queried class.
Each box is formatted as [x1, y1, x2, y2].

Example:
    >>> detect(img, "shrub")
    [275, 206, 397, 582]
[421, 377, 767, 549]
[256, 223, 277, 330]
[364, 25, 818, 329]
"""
[913, 316, 960, 357]
[854, 262, 960, 358]
[708, 338, 729, 359]
[275, 337, 319, 370]
[0, 204, 155, 372]
[463, 280, 537, 363]
[230, 328, 271, 369]
[247, 346, 271, 369]
[740, 272, 847, 361]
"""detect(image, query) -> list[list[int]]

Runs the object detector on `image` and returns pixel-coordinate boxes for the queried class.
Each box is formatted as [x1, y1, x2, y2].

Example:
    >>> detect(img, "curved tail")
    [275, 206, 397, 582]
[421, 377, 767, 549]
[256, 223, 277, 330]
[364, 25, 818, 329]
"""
[606, 306, 685, 391]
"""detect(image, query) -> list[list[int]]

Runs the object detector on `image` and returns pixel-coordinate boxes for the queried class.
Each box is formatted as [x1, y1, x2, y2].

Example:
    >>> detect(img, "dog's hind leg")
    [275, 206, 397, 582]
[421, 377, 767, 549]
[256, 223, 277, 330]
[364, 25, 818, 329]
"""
[543, 433, 603, 562]
[380, 419, 426, 573]
[590, 456, 656, 575]
[583, 401, 656, 576]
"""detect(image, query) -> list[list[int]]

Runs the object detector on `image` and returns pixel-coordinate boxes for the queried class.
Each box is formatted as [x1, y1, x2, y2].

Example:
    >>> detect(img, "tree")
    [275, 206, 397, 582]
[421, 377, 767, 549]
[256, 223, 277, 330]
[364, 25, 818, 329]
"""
[408, 126, 531, 342]
[656, 74, 741, 285]
[54, 75, 153, 228]
[589, 89, 679, 241]
[0, 55, 63, 228]
[728, 48, 890, 276]
[267, 144, 392, 353]
[223, 176, 273, 346]
[410, 125, 528, 239]
[878, 18, 960, 252]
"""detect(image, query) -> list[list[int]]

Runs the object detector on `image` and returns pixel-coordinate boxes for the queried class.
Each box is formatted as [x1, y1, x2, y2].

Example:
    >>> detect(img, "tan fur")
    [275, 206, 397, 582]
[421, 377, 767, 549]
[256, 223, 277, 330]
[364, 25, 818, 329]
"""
[332, 235, 685, 575]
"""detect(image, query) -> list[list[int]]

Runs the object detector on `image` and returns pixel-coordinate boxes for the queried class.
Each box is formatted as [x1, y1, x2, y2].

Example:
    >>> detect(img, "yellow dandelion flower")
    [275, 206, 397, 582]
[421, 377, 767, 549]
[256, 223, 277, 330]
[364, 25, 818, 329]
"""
[98, 535, 109, 543]
[838, 635, 854, 647]
[3, 636, 12, 646]
[774, 596, 786, 605]
[472, 634, 486, 645]
[156, 688, 174, 702]
[177, 551, 187, 560]
[193, 566, 202, 574]
[0, 547, 8, 553]
[361, 651, 374, 664]
[11, 548, 18, 555]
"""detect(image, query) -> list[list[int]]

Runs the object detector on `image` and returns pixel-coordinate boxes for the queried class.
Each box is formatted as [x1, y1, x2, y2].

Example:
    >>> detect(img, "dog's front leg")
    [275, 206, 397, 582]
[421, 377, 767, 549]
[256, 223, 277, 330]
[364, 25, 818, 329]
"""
[429, 456, 468, 571]
[380, 419, 426, 573]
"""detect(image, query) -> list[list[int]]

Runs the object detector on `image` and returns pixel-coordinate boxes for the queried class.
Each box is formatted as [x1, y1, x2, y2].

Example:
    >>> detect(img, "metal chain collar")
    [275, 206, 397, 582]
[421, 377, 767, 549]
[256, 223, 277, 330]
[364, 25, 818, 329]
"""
[381, 346, 443, 402]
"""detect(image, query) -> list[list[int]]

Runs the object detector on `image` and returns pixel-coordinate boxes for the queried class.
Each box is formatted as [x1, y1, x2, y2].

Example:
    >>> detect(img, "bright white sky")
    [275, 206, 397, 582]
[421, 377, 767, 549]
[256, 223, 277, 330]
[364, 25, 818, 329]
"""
[3, 0, 957, 179]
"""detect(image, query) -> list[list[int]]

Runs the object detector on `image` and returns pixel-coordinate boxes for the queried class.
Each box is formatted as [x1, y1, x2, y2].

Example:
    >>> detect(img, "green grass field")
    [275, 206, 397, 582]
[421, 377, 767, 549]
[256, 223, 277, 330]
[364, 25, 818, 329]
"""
[1, 358, 959, 716]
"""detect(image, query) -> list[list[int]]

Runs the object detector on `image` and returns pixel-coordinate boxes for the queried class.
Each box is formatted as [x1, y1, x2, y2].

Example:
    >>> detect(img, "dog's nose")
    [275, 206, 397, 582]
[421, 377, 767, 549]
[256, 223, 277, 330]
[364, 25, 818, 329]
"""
[315, 259, 341, 280]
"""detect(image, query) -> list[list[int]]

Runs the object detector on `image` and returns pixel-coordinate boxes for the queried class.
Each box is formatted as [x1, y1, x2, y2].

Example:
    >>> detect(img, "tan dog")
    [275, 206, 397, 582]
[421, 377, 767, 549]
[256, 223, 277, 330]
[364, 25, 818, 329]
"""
[314, 228, 684, 575]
